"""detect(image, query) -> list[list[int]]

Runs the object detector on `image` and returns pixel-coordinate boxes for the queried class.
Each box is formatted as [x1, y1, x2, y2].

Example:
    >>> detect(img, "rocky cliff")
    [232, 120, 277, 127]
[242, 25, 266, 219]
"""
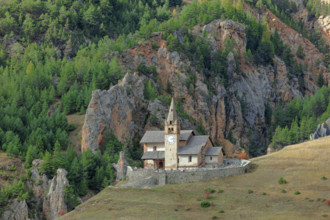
[81, 18, 321, 156]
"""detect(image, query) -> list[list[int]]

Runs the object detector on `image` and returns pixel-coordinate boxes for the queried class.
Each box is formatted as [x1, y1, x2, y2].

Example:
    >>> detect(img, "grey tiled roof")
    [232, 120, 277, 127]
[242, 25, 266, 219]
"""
[140, 130, 193, 143]
[177, 136, 210, 155]
[205, 147, 222, 156]
[141, 151, 165, 160]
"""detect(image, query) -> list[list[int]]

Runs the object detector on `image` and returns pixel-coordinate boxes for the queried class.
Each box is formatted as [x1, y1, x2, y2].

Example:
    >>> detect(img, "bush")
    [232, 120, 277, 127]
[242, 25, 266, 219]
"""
[278, 177, 288, 184]
[200, 201, 211, 208]
[321, 176, 328, 180]
[281, 189, 287, 193]
[212, 216, 218, 219]
[7, 165, 17, 171]
[248, 189, 253, 194]
[262, 192, 267, 195]
[294, 191, 301, 195]
[218, 209, 225, 213]
[218, 189, 224, 193]
[204, 188, 216, 193]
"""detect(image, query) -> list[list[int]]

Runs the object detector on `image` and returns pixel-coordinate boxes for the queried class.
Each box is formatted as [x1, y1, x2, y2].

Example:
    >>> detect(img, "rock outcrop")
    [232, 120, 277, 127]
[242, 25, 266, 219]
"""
[31, 159, 49, 218]
[0, 199, 29, 220]
[193, 19, 247, 56]
[43, 168, 69, 220]
[310, 118, 330, 140]
[266, 9, 327, 77]
[81, 18, 320, 156]
[114, 151, 129, 181]
[81, 73, 147, 152]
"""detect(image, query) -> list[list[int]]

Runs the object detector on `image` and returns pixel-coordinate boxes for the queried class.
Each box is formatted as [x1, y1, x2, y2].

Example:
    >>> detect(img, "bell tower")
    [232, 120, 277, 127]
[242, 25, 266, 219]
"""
[164, 98, 180, 170]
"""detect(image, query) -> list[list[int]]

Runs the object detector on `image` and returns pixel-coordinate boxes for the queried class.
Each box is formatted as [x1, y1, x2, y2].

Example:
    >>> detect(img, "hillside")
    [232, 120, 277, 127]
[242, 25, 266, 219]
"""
[60, 136, 330, 220]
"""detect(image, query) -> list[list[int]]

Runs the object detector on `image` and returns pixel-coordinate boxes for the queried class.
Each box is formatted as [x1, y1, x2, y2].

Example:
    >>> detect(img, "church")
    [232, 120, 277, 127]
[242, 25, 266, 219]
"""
[140, 98, 224, 170]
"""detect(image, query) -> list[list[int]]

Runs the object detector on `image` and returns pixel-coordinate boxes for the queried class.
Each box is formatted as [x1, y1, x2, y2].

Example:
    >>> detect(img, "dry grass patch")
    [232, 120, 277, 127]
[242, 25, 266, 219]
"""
[60, 136, 330, 220]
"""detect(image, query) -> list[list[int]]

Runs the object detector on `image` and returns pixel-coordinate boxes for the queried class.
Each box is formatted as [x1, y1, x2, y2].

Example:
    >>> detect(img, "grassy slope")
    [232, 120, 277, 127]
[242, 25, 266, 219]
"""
[66, 114, 85, 153]
[60, 136, 330, 220]
[0, 152, 25, 188]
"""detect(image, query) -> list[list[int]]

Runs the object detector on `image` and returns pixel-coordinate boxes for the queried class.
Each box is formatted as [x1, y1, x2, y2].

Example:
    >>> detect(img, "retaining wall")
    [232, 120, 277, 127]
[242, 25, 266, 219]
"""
[127, 160, 251, 185]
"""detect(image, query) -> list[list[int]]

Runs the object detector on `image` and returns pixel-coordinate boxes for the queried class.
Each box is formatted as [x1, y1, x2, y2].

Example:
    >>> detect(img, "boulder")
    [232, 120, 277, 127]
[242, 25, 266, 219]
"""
[0, 199, 29, 220]
[310, 118, 330, 140]
[43, 169, 69, 220]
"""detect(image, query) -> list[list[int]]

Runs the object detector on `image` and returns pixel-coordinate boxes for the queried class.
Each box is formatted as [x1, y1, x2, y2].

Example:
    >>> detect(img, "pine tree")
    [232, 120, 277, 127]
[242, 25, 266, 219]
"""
[25, 145, 38, 168]
[317, 72, 324, 87]
[40, 151, 54, 178]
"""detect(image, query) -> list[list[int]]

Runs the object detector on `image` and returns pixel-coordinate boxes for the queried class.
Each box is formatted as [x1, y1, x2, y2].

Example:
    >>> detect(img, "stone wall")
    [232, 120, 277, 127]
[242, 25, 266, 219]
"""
[126, 160, 251, 186]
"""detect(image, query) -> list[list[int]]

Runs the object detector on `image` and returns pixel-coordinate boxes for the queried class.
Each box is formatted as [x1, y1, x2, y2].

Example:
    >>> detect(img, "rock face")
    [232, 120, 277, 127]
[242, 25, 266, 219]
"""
[0, 199, 29, 220]
[114, 151, 129, 181]
[266, 9, 327, 77]
[81, 73, 147, 152]
[310, 118, 330, 140]
[81, 19, 320, 156]
[194, 19, 246, 56]
[43, 169, 69, 220]
[31, 159, 49, 218]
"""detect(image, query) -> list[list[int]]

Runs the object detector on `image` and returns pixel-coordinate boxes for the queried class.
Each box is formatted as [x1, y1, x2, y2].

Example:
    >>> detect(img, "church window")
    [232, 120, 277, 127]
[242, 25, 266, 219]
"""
[153, 146, 157, 151]
[189, 156, 192, 162]
[210, 156, 212, 161]
[168, 128, 171, 132]
[170, 121, 172, 125]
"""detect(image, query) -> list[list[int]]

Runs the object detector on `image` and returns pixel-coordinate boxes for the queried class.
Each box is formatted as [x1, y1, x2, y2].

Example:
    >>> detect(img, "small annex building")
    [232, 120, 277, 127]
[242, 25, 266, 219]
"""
[140, 98, 224, 170]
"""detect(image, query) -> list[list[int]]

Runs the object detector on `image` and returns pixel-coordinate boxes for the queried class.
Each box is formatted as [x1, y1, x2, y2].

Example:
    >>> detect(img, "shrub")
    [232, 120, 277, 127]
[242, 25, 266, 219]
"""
[205, 188, 216, 193]
[326, 199, 330, 206]
[281, 190, 287, 193]
[248, 189, 253, 194]
[321, 176, 328, 180]
[200, 201, 211, 208]
[7, 165, 17, 171]
[262, 192, 267, 195]
[322, 214, 328, 217]
[218, 189, 224, 193]
[218, 210, 225, 213]
[278, 177, 288, 184]
[212, 216, 218, 219]
[294, 191, 301, 195]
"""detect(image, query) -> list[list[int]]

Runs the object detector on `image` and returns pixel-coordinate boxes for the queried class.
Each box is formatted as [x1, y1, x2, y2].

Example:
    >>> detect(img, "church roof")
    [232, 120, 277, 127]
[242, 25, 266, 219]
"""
[167, 98, 178, 123]
[140, 130, 193, 144]
[177, 136, 210, 155]
[205, 147, 223, 156]
[141, 151, 165, 160]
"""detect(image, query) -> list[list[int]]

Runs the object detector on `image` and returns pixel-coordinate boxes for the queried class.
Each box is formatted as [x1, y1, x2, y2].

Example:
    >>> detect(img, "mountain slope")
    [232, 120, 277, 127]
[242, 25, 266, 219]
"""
[59, 136, 330, 220]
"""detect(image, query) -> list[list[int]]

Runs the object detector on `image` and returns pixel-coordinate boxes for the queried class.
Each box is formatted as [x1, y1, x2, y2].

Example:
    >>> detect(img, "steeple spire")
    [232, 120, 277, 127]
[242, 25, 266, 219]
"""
[167, 97, 177, 124]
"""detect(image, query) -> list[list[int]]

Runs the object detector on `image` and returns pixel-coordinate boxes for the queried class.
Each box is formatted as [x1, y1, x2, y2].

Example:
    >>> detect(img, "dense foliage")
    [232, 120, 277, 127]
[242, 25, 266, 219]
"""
[271, 86, 330, 148]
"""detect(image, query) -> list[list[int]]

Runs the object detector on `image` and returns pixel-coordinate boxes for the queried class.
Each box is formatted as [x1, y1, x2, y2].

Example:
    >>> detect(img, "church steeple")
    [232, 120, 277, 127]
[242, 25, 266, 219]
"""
[164, 97, 180, 135]
[167, 97, 177, 124]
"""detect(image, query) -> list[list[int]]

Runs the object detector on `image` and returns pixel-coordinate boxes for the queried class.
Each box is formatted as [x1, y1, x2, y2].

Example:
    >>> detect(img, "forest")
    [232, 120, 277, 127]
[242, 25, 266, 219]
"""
[0, 0, 329, 214]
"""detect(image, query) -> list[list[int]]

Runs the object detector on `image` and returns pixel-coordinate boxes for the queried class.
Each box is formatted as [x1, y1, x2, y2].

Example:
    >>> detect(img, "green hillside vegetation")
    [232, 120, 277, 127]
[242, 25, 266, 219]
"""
[271, 86, 330, 149]
[0, 0, 328, 213]
[59, 136, 330, 220]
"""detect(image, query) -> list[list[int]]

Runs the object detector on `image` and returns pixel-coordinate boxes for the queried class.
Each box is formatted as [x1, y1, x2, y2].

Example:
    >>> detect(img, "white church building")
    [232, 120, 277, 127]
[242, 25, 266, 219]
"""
[140, 98, 224, 170]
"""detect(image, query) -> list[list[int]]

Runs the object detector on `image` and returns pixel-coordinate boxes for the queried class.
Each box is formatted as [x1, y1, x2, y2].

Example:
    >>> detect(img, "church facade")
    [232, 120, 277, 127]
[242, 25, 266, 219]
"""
[140, 98, 224, 170]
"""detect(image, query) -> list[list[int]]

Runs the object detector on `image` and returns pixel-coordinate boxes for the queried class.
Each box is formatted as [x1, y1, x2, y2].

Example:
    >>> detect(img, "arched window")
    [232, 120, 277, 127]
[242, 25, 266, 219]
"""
[189, 155, 192, 162]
